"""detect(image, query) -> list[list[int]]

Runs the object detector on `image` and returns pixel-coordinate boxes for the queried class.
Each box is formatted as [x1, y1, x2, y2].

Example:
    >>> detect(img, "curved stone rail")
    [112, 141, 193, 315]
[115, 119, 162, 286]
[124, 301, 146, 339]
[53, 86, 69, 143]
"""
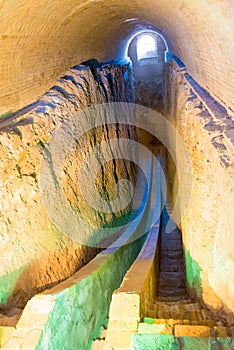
[2, 149, 159, 350]
[104, 156, 161, 350]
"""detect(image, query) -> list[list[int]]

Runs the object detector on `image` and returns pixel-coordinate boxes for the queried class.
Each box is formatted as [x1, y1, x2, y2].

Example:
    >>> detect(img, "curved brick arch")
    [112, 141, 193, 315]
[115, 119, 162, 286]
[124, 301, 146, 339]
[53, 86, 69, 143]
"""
[0, 0, 233, 115]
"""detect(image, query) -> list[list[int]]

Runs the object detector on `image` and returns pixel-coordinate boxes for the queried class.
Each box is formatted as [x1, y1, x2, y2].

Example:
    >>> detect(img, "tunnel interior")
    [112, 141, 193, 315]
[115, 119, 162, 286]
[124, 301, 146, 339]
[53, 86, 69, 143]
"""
[0, 1, 233, 348]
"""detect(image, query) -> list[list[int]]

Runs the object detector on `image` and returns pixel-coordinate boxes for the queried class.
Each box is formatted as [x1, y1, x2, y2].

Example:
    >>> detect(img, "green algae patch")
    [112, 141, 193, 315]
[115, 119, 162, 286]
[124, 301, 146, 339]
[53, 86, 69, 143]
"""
[180, 336, 208, 350]
[0, 267, 25, 304]
[184, 247, 203, 298]
[0, 326, 15, 347]
[0, 111, 14, 120]
[36, 234, 146, 350]
[130, 334, 180, 350]
[208, 337, 234, 350]
[144, 317, 154, 325]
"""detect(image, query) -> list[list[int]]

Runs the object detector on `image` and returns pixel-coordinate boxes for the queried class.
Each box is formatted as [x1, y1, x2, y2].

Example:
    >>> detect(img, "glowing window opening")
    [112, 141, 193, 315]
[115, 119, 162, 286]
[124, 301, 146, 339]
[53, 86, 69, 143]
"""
[137, 34, 157, 61]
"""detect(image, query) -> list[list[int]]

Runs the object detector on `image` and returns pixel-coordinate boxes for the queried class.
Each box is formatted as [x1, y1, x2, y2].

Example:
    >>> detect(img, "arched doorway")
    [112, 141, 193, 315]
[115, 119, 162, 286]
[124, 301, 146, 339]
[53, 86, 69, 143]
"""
[127, 31, 167, 111]
[137, 34, 157, 61]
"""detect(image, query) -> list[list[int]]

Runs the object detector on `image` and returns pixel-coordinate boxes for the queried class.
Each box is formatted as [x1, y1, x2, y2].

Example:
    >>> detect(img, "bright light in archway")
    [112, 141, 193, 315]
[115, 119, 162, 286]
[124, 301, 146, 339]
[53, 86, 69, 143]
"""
[137, 34, 156, 60]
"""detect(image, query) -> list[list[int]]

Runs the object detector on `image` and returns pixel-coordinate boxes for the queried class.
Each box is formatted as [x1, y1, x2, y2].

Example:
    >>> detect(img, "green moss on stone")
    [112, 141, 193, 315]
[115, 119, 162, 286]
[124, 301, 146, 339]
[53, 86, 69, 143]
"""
[144, 317, 154, 325]
[130, 334, 180, 350]
[184, 247, 203, 298]
[209, 337, 234, 350]
[180, 336, 208, 350]
[0, 111, 13, 120]
[36, 233, 146, 350]
[0, 267, 25, 304]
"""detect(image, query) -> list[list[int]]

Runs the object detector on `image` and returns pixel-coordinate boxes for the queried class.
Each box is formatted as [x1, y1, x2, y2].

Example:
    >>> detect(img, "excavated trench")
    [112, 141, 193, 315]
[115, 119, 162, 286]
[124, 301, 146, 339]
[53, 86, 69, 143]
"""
[0, 4, 234, 347]
[0, 59, 137, 325]
[0, 36, 166, 322]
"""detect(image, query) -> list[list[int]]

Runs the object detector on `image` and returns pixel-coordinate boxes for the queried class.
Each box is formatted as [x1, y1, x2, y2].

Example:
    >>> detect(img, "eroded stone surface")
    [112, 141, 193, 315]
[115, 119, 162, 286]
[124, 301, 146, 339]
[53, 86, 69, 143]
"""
[164, 59, 234, 325]
[0, 60, 135, 316]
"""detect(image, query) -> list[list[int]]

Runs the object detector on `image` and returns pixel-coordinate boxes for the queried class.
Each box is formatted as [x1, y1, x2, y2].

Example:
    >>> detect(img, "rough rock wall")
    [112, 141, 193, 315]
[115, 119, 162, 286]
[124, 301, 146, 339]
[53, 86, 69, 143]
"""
[164, 60, 234, 325]
[0, 60, 135, 313]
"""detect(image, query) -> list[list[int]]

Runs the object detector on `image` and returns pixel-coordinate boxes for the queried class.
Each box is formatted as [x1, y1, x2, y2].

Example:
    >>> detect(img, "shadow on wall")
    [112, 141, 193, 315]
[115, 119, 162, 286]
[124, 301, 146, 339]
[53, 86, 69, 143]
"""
[184, 247, 234, 328]
[0, 243, 101, 324]
[0, 59, 137, 328]
[0, 211, 133, 326]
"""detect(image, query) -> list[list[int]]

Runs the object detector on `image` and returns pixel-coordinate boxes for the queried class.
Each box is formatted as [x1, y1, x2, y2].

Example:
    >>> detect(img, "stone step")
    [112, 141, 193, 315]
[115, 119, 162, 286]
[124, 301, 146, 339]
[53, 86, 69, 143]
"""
[149, 303, 220, 326]
[155, 304, 201, 315]
[143, 317, 223, 328]
[157, 310, 205, 322]
[140, 320, 231, 337]
[159, 272, 185, 280]
[160, 239, 182, 247]
[153, 299, 195, 306]
[159, 261, 185, 273]
[161, 228, 181, 235]
[159, 278, 186, 290]
[174, 324, 211, 337]
[160, 244, 183, 252]
[161, 232, 182, 240]
[131, 334, 234, 350]
[160, 257, 185, 264]
[157, 294, 189, 302]
[161, 251, 183, 259]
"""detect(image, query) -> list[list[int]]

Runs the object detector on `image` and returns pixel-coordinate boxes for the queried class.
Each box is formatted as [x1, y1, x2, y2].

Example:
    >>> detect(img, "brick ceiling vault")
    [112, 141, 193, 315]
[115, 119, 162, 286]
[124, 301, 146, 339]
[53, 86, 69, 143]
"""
[0, 0, 233, 115]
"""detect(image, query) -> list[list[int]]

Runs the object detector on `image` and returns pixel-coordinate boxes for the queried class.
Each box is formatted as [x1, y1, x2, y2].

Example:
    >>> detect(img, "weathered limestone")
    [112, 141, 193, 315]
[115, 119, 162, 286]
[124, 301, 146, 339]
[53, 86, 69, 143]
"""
[0, 60, 135, 315]
[2, 295, 55, 350]
[138, 323, 173, 335]
[174, 325, 211, 337]
[2, 150, 154, 350]
[164, 59, 234, 325]
[0, 326, 15, 347]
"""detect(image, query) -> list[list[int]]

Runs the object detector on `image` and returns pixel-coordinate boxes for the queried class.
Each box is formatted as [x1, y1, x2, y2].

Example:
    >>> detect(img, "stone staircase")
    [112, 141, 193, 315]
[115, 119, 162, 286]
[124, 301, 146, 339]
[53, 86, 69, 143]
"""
[134, 203, 234, 348]
[157, 203, 187, 302]
[152, 203, 225, 327]
[91, 204, 234, 349]
[146, 203, 231, 334]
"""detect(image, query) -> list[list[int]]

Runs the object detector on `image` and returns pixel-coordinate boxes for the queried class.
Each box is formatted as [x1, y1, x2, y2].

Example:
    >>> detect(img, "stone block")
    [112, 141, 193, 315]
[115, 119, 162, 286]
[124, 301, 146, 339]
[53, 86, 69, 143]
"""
[208, 337, 234, 350]
[130, 334, 180, 350]
[168, 319, 182, 326]
[1, 337, 23, 350]
[18, 328, 44, 350]
[138, 323, 173, 335]
[230, 326, 234, 337]
[0, 326, 15, 347]
[206, 320, 216, 327]
[174, 325, 211, 337]
[108, 319, 138, 332]
[105, 330, 133, 350]
[179, 336, 209, 350]
[153, 318, 167, 324]
[16, 295, 55, 329]
[182, 319, 190, 325]
[91, 339, 105, 350]
[109, 293, 140, 321]
[213, 326, 228, 338]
